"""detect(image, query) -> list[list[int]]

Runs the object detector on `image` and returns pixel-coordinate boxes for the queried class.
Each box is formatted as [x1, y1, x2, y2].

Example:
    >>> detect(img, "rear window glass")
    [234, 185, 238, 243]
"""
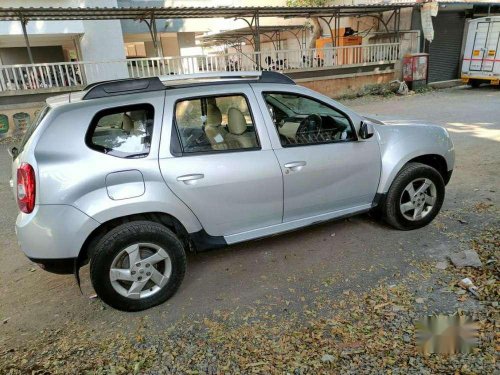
[87, 104, 154, 158]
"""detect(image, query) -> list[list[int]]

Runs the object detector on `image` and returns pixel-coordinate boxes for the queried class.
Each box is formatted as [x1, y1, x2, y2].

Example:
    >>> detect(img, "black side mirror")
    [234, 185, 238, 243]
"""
[359, 121, 374, 139]
[8, 146, 19, 159]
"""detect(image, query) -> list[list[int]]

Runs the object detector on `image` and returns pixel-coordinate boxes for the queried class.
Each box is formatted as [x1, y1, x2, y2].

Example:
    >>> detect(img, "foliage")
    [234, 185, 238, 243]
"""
[2, 228, 498, 374]
[337, 83, 396, 100]
[287, 0, 329, 6]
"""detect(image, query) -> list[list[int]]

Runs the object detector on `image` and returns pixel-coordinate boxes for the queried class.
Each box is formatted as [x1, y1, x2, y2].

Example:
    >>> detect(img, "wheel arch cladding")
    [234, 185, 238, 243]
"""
[407, 154, 449, 184]
[77, 212, 191, 268]
[380, 153, 449, 194]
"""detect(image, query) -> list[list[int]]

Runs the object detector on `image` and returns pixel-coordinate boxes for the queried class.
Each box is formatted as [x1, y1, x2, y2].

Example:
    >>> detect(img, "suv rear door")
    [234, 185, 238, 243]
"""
[159, 84, 283, 237]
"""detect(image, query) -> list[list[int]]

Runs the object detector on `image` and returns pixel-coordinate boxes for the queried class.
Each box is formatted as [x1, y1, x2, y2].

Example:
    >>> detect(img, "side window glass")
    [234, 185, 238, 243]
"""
[174, 94, 259, 153]
[88, 104, 154, 158]
[263, 92, 354, 147]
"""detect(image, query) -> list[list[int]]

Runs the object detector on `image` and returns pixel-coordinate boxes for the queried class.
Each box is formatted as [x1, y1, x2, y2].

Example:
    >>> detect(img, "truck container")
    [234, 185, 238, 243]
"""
[461, 16, 500, 87]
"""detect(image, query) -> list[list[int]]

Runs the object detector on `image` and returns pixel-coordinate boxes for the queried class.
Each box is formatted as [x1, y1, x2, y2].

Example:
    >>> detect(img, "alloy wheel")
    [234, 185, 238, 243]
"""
[109, 243, 172, 299]
[399, 178, 437, 221]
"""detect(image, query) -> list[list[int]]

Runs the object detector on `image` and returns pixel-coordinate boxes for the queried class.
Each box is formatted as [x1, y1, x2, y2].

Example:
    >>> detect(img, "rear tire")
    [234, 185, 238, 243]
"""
[469, 79, 481, 88]
[382, 163, 445, 230]
[90, 221, 186, 311]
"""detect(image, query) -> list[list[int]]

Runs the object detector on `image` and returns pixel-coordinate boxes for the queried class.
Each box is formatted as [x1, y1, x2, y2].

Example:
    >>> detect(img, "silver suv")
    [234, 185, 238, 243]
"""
[11, 72, 454, 311]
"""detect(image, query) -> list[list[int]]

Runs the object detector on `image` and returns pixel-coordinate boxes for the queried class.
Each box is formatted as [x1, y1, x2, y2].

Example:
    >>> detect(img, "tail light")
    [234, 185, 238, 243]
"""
[17, 163, 36, 213]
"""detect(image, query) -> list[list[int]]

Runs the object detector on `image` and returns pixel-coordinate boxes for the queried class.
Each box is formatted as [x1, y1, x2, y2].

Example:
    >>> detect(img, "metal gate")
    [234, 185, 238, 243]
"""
[428, 11, 466, 82]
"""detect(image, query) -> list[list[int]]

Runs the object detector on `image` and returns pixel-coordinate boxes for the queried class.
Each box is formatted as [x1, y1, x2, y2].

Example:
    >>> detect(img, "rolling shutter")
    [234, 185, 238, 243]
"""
[428, 11, 466, 82]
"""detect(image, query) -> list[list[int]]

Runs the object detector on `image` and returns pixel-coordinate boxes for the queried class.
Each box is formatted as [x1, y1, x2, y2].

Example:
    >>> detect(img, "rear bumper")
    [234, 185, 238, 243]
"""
[16, 204, 100, 260]
[461, 75, 500, 85]
[28, 257, 75, 275]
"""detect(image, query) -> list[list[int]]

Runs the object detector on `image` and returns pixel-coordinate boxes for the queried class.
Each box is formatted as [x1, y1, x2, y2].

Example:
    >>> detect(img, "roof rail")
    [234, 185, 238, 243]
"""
[159, 71, 294, 85]
[82, 77, 165, 100]
[82, 71, 294, 100]
[159, 71, 261, 82]
[260, 71, 295, 84]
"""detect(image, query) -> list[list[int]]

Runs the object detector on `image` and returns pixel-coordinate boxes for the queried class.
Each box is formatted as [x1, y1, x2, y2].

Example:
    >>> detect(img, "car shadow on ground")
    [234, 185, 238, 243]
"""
[175, 212, 399, 303]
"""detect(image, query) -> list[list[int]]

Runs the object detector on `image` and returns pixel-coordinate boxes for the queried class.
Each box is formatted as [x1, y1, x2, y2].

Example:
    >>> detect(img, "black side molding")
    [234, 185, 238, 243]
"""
[371, 192, 386, 208]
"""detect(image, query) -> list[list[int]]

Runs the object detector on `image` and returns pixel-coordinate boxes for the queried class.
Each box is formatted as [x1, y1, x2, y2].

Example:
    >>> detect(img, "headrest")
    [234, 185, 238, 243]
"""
[206, 104, 222, 127]
[129, 110, 145, 122]
[227, 107, 247, 135]
[122, 114, 133, 132]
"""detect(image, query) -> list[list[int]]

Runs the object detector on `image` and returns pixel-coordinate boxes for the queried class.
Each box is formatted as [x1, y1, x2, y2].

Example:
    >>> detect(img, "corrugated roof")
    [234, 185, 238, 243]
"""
[0, 5, 414, 21]
[197, 25, 308, 47]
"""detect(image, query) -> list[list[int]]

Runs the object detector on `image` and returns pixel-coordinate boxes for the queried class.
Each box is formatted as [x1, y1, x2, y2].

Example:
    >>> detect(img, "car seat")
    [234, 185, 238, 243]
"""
[225, 107, 257, 149]
[205, 104, 228, 150]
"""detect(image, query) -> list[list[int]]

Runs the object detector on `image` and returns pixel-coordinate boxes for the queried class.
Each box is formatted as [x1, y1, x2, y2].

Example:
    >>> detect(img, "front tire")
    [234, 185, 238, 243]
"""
[90, 221, 186, 311]
[382, 163, 445, 230]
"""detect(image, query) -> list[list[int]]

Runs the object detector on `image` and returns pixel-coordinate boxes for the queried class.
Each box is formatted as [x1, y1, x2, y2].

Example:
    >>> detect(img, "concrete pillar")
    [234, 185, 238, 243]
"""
[79, 0, 129, 83]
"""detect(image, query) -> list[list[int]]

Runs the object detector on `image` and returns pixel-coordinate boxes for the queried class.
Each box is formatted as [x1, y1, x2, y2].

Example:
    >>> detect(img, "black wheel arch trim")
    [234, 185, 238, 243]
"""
[372, 192, 386, 208]
[189, 229, 227, 251]
[28, 256, 76, 275]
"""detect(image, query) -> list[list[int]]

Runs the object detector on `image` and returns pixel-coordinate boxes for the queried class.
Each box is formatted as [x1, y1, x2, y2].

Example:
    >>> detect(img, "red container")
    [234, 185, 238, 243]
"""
[403, 53, 429, 82]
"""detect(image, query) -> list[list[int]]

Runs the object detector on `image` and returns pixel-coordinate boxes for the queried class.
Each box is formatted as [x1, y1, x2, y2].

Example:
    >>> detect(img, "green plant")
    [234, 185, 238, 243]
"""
[286, 1, 331, 49]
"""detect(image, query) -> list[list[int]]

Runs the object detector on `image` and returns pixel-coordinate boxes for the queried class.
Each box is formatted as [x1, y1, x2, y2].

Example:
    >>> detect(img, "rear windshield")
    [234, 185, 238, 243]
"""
[17, 105, 50, 155]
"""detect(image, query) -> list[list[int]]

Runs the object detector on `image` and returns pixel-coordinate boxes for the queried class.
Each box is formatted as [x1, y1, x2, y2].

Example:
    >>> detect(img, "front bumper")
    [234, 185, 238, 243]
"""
[16, 204, 100, 261]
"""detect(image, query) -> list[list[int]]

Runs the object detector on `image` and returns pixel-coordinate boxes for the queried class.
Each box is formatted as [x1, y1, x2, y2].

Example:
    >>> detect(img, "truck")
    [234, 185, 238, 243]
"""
[462, 16, 500, 87]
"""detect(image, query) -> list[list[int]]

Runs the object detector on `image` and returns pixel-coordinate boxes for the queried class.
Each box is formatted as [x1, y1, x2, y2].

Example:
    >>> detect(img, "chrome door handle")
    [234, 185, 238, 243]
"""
[176, 174, 204, 185]
[284, 161, 307, 171]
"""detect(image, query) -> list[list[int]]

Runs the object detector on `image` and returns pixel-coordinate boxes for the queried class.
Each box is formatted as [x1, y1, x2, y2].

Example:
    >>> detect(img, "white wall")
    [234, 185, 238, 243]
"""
[79, 1, 128, 82]
[0, 20, 85, 37]
[2, 0, 128, 82]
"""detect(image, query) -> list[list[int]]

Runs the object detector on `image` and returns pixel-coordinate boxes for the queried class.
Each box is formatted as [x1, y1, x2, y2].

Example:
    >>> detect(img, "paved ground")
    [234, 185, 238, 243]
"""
[0, 86, 498, 373]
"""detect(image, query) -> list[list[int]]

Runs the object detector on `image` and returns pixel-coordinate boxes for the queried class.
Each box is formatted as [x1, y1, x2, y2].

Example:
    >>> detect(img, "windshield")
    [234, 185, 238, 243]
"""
[266, 95, 297, 115]
[16, 105, 50, 156]
[266, 93, 339, 117]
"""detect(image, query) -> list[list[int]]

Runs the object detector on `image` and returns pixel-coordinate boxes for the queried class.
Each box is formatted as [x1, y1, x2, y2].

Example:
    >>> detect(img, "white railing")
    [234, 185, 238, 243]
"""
[0, 61, 85, 92]
[0, 60, 130, 92]
[127, 43, 400, 76]
[259, 43, 400, 71]
[0, 43, 400, 92]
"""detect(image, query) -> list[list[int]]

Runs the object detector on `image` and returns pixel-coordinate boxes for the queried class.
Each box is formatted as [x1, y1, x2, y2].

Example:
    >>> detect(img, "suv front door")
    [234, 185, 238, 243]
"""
[159, 85, 283, 237]
[253, 85, 381, 222]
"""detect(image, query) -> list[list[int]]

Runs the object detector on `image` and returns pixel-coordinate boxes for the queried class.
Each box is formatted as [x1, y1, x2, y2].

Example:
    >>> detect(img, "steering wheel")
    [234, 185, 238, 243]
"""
[296, 114, 322, 142]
